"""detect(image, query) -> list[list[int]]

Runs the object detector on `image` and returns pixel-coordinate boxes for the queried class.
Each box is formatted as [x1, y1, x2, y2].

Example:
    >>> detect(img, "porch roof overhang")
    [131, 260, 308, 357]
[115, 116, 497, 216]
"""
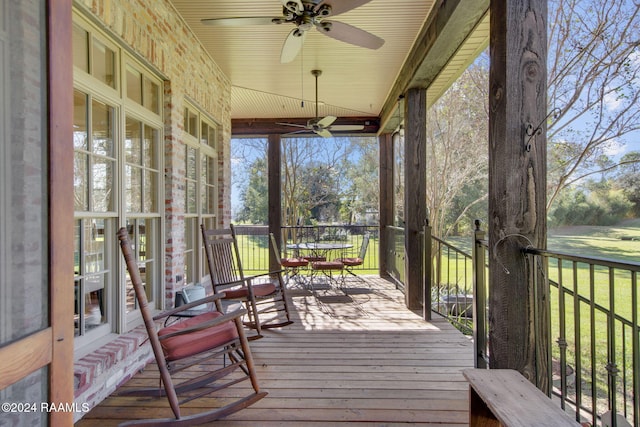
[169, 0, 489, 137]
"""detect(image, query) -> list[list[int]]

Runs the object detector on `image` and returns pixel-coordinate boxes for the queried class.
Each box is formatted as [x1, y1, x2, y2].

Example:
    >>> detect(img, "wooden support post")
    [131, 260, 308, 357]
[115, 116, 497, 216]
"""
[378, 133, 394, 279]
[404, 87, 427, 311]
[488, 0, 549, 391]
[268, 134, 282, 273]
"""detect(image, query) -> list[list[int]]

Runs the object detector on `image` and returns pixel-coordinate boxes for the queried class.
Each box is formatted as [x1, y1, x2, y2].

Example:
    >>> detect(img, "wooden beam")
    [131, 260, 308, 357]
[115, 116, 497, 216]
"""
[378, 133, 394, 279]
[379, 0, 489, 133]
[404, 88, 427, 311]
[232, 117, 380, 137]
[488, 0, 549, 392]
[268, 134, 282, 273]
[48, 0, 75, 424]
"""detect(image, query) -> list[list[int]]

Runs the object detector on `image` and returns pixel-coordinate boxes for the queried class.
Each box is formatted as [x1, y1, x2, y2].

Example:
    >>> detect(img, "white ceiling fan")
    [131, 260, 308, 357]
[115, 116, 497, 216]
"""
[201, 0, 385, 63]
[276, 69, 365, 138]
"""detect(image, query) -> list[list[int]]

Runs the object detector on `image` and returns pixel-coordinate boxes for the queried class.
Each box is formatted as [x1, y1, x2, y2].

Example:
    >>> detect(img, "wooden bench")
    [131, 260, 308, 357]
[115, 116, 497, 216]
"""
[463, 369, 582, 427]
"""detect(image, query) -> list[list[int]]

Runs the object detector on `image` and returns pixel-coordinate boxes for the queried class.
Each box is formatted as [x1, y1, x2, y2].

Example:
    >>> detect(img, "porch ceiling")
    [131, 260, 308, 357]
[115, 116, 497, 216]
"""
[169, 0, 489, 136]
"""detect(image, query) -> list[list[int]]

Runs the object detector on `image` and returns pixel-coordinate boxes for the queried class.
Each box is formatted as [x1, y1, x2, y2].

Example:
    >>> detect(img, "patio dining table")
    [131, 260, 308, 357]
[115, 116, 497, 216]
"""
[286, 242, 353, 289]
[286, 242, 353, 260]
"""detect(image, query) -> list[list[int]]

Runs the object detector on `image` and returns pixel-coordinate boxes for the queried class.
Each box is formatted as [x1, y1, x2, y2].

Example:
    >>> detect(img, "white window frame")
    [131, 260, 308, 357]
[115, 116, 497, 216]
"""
[72, 12, 164, 350]
[183, 102, 219, 285]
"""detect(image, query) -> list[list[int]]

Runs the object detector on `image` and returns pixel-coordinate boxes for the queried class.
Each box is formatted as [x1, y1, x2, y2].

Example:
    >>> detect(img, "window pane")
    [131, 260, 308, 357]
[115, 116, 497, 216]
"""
[73, 90, 88, 150]
[125, 219, 155, 312]
[125, 117, 141, 164]
[143, 76, 159, 113]
[186, 146, 197, 180]
[74, 219, 109, 336]
[201, 122, 210, 146]
[186, 181, 197, 214]
[126, 165, 142, 213]
[201, 121, 218, 148]
[74, 152, 89, 211]
[126, 65, 142, 105]
[92, 99, 114, 157]
[143, 125, 156, 168]
[184, 218, 196, 284]
[91, 158, 114, 211]
[73, 24, 89, 72]
[187, 109, 197, 137]
[92, 37, 115, 88]
[143, 170, 156, 212]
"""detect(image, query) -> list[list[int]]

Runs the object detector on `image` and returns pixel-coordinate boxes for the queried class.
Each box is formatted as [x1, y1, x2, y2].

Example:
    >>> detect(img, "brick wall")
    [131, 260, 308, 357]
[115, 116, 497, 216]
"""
[73, 0, 232, 418]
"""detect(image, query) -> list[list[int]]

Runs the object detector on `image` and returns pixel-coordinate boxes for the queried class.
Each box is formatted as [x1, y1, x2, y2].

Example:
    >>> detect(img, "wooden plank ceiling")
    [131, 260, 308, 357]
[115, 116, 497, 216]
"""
[169, 0, 489, 136]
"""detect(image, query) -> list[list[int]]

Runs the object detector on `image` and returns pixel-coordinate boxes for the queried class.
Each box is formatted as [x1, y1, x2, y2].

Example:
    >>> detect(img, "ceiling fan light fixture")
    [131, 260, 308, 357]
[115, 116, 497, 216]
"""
[318, 21, 332, 32]
[317, 5, 332, 17]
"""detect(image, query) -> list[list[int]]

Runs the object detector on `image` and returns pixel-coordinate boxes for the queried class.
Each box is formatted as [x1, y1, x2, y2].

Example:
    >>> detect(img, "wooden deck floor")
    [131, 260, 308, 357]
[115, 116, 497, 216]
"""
[76, 276, 474, 426]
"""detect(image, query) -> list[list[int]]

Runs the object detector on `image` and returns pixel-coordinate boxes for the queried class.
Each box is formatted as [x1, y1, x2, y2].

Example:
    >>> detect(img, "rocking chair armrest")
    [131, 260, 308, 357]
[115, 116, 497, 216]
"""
[157, 308, 248, 341]
[153, 292, 227, 321]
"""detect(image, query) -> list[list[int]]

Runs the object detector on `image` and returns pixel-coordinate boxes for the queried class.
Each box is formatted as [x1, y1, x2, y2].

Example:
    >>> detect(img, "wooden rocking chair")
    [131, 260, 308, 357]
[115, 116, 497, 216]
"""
[117, 227, 267, 426]
[201, 224, 293, 339]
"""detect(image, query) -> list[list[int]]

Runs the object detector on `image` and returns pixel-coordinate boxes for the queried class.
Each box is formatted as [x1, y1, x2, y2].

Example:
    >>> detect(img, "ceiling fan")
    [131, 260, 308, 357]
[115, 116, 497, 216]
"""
[201, 0, 385, 63]
[276, 69, 365, 138]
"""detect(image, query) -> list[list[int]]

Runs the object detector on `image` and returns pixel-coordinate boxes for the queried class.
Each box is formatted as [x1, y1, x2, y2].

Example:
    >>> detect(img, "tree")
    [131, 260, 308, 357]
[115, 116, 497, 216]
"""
[615, 151, 640, 216]
[425, 62, 489, 239]
[235, 157, 268, 224]
[232, 136, 361, 225]
[343, 138, 379, 224]
[546, 0, 640, 210]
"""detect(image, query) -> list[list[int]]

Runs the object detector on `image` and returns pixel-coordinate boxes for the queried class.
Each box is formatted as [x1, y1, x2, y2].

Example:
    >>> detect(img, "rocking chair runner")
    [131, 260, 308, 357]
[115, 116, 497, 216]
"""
[117, 228, 266, 426]
[201, 224, 293, 338]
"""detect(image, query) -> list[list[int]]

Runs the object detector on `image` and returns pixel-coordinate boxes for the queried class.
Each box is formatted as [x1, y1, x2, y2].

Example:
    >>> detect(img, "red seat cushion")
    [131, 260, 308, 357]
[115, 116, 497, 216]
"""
[303, 255, 327, 262]
[312, 261, 344, 270]
[337, 257, 363, 266]
[158, 311, 238, 361]
[281, 257, 309, 267]
[222, 282, 277, 299]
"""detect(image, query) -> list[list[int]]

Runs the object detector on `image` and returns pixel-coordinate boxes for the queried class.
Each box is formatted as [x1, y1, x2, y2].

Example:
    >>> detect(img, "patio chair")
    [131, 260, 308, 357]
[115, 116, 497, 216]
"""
[269, 232, 309, 286]
[116, 227, 266, 426]
[201, 224, 293, 339]
[310, 259, 344, 289]
[335, 233, 370, 278]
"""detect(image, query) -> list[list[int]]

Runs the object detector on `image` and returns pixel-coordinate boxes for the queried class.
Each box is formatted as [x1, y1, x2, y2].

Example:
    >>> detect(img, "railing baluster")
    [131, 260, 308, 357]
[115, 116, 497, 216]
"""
[608, 266, 619, 427]
[632, 271, 639, 427]
[589, 264, 597, 427]
[558, 259, 568, 411]
[472, 220, 487, 369]
[573, 260, 582, 422]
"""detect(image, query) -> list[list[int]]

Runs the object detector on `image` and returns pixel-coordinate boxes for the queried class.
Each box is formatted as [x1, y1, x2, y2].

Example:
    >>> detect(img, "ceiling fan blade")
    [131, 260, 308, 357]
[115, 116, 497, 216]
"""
[317, 115, 337, 128]
[314, 0, 373, 17]
[283, 129, 310, 137]
[201, 17, 281, 26]
[315, 128, 333, 138]
[281, 28, 306, 63]
[328, 124, 365, 131]
[276, 122, 308, 129]
[317, 20, 384, 49]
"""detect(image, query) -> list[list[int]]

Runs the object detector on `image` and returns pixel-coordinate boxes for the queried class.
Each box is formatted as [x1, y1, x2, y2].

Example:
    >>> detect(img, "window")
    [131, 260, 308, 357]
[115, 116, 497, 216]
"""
[183, 103, 218, 285]
[73, 14, 163, 345]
